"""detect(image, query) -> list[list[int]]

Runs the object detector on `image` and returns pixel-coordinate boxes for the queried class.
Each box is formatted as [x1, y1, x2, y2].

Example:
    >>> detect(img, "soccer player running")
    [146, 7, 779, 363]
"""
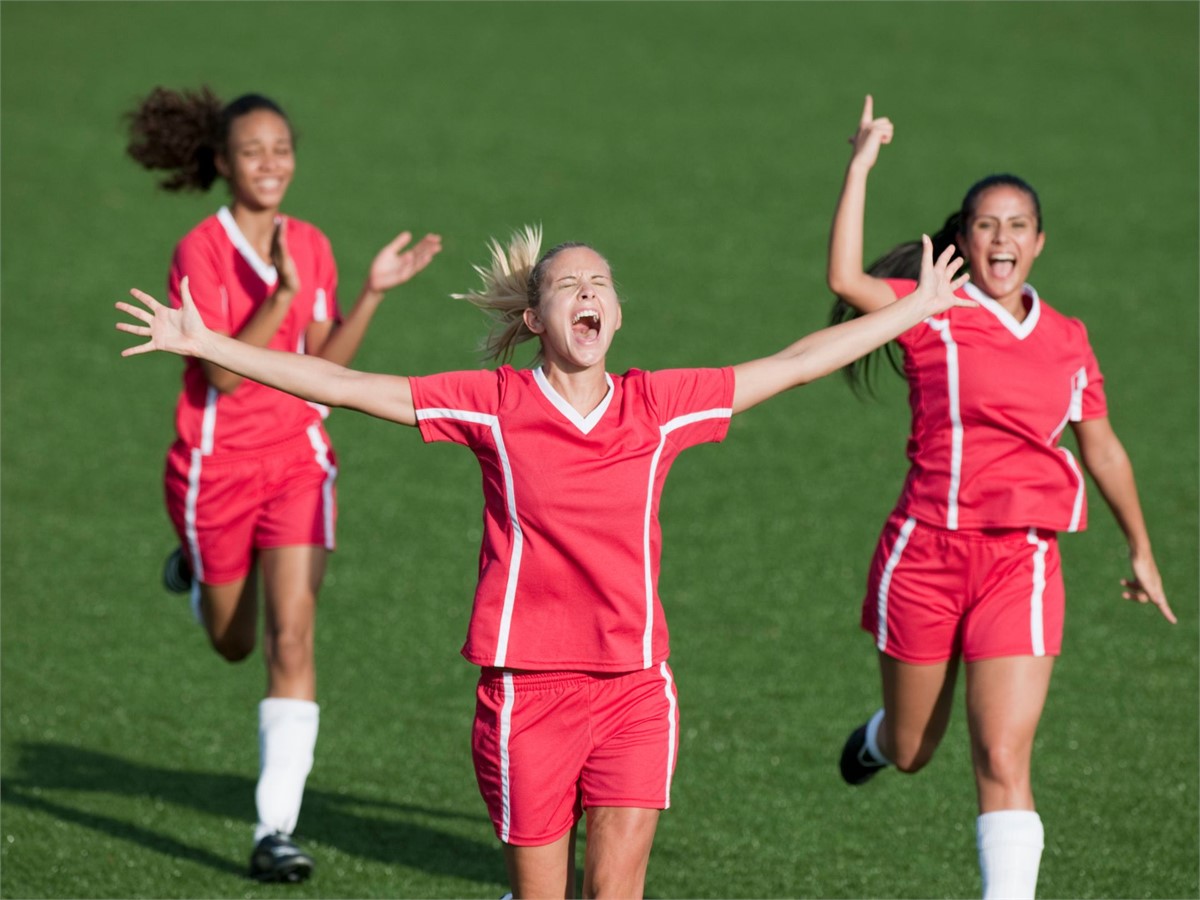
[120, 224, 969, 899]
[124, 86, 441, 882]
[827, 96, 1176, 900]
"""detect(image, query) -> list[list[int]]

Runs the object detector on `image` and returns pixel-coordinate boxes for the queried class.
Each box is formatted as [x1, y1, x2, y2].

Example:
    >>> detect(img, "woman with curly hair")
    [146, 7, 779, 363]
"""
[124, 86, 441, 882]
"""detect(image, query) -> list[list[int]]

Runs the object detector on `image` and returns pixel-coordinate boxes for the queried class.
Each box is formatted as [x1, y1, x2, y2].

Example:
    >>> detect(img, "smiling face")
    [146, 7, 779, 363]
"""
[215, 109, 294, 213]
[523, 246, 622, 372]
[959, 184, 1045, 306]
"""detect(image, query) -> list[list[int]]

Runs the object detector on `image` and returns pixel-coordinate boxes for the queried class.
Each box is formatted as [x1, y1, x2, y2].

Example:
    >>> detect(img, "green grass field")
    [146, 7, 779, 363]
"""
[2, 2, 1197, 898]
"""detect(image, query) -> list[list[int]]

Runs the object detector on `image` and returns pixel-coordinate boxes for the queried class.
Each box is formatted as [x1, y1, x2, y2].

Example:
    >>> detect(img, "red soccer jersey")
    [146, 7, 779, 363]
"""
[168, 208, 340, 455]
[409, 365, 735, 672]
[887, 279, 1106, 533]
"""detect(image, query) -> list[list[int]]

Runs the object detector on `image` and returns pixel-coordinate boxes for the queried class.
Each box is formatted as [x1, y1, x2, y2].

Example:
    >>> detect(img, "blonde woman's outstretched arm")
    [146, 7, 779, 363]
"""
[117, 276, 418, 426]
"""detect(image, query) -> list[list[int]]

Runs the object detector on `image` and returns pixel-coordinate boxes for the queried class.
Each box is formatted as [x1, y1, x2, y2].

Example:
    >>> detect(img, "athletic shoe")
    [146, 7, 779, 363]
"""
[248, 832, 314, 883]
[839, 723, 888, 785]
[161, 547, 192, 594]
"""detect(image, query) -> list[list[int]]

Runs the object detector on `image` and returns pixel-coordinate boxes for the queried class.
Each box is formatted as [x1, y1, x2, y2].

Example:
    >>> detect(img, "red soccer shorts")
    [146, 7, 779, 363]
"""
[472, 663, 680, 846]
[861, 511, 1064, 664]
[164, 425, 338, 585]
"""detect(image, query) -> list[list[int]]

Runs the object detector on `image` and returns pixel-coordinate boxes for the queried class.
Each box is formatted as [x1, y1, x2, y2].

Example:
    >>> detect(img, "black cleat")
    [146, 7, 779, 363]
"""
[248, 832, 314, 883]
[162, 547, 193, 594]
[839, 723, 888, 785]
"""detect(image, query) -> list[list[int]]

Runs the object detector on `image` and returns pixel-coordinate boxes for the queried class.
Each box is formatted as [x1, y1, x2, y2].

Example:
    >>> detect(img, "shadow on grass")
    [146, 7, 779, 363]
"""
[2, 741, 504, 886]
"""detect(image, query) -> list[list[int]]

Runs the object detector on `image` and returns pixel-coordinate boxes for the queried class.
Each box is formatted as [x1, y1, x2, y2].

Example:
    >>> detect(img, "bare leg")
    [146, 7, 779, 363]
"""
[965, 655, 1054, 812]
[259, 545, 324, 700]
[504, 825, 576, 899]
[581, 807, 659, 900]
[198, 566, 258, 662]
[966, 655, 1054, 900]
[877, 651, 960, 772]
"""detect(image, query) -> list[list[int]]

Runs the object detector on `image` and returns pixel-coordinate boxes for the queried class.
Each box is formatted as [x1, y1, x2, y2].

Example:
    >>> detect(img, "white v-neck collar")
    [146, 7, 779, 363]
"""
[963, 281, 1041, 340]
[533, 366, 614, 435]
[217, 206, 278, 286]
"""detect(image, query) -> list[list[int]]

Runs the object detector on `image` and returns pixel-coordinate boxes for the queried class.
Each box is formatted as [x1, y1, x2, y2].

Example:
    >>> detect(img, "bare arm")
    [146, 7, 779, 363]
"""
[117, 277, 418, 426]
[732, 237, 972, 413]
[200, 220, 299, 393]
[1071, 416, 1175, 623]
[310, 231, 443, 366]
[827, 95, 904, 313]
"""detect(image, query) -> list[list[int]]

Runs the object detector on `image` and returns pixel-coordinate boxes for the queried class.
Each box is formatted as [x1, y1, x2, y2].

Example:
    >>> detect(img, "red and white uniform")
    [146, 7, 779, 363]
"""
[169, 207, 341, 454]
[888, 278, 1107, 533]
[163, 208, 341, 583]
[862, 279, 1107, 662]
[409, 364, 735, 672]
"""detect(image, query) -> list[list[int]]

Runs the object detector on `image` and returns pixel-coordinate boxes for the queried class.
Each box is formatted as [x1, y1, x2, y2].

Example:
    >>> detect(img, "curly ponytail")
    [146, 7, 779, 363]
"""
[125, 87, 292, 193]
[453, 226, 604, 366]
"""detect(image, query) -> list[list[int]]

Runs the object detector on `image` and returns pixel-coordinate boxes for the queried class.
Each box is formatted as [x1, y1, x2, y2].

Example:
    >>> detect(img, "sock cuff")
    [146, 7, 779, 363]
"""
[977, 810, 1044, 850]
[259, 698, 320, 727]
[864, 708, 891, 765]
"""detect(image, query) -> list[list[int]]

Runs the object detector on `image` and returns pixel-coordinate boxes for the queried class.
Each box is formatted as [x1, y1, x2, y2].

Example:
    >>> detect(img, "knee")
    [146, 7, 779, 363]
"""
[973, 741, 1030, 788]
[886, 729, 940, 774]
[266, 620, 315, 672]
[210, 632, 255, 662]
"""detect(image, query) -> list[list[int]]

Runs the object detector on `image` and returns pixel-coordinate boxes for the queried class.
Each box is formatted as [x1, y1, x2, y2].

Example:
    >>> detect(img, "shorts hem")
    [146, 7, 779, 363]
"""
[498, 818, 579, 848]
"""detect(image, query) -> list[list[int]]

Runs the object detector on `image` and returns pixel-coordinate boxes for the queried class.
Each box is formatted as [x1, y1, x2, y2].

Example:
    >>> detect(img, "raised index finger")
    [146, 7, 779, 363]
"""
[860, 94, 874, 127]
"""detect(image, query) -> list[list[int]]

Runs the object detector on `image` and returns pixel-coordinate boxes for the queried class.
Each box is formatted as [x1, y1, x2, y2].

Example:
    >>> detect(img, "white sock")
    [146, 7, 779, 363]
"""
[254, 698, 319, 843]
[977, 810, 1044, 899]
[864, 708, 891, 765]
[189, 580, 203, 626]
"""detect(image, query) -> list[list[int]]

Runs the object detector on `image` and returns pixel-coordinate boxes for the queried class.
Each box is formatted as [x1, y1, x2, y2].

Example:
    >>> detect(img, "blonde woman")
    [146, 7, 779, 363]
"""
[119, 225, 971, 898]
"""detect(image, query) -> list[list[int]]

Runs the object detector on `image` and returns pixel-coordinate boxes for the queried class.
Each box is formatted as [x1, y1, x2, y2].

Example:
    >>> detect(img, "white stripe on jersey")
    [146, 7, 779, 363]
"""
[415, 408, 523, 667]
[642, 407, 734, 668]
[216, 206, 278, 286]
[305, 425, 338, 549]
[1026, 529, 1049, 656]
[200, 385, 219, 456]
[1056, 446, 1085, 533]
[1048, 367, 1088, 533]
[926, 319, 963, 530]
[185, 448, 205, 582]
[876, 516, 917, 653]
[313, 288, 329, 322]
[659, 661, 677, 809]
[498, 672, 515, 843]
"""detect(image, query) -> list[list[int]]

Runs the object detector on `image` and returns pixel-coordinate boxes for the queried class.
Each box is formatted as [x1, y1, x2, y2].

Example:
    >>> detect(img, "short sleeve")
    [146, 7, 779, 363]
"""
[643, 367, 734, 448]
[312, 230, 340, 324]
[170, 234, 229, 332]
[409, 369, 504, 446]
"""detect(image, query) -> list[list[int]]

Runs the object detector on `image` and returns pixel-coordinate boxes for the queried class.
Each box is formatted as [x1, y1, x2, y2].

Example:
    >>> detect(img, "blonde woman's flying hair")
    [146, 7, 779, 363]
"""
[452, 224, 544, 365]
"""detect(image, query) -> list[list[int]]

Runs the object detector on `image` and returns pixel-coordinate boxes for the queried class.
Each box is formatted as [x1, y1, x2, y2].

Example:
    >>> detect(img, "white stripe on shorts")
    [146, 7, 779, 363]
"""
[876, 516, 918, 653]
[1026, 529, 1049, 657]
[499, 672, 515, 843]
[305, 424, 338, 549]
[660, 661, 677, 809]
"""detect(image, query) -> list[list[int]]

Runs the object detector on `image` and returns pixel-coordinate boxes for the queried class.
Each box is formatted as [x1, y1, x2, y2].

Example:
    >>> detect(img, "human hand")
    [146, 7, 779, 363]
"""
[1123, 553, 1176, 624]
[848, 94, 894, 171]
[116, 275, 211, 358]
[913, 235, 973, 316]
[367, 231, 443, 294]
[271, 217, 301, 298]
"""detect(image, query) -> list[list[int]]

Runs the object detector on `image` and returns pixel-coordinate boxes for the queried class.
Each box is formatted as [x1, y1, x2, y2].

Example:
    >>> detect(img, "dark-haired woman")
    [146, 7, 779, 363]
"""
[827, 96, 1175, 900]
[119, 224, 972, 899]
[125, 86, 441, 882]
